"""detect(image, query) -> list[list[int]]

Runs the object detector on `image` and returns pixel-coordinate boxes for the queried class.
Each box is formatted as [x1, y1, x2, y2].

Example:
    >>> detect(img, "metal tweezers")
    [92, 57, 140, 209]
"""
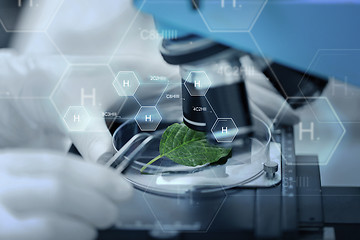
[105, 133, 154, 173]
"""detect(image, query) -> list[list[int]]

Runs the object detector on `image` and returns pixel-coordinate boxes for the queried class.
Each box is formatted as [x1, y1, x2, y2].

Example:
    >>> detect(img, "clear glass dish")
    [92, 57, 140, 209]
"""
[112, 116, 275, 196]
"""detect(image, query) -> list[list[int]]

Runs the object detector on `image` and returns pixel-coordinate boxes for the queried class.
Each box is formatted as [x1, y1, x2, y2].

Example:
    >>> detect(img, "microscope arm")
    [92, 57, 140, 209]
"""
[134, 0, 360, 87]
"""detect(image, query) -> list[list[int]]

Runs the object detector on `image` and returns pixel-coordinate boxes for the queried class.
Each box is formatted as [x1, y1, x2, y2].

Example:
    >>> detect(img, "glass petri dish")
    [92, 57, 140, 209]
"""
[112, 116, 271, 196]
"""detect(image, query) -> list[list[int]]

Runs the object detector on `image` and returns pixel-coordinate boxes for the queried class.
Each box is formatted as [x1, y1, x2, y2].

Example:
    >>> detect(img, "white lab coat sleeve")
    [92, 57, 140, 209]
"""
[12, 0, 153, 57]
[0, 49, 71, 151]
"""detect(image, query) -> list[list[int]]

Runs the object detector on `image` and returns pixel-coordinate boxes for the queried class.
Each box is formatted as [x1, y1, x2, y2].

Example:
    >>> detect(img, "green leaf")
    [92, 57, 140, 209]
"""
[140, 123, 231, 173]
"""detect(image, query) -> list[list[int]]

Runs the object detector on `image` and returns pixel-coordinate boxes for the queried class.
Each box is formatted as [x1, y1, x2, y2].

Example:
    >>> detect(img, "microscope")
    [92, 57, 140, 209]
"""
[133, 0, 360, 142]
[98, 1, 360, 239]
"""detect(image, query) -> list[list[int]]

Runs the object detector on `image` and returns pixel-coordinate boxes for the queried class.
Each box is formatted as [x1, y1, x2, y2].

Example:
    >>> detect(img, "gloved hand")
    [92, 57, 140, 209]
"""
[0, 150, 132, 240]
[1, 0, 299, 163]
[0, 50, 299, 160]
[0, 0, 299, 239]
[0, 49, 179, 162]
[1, 0, 179, 163]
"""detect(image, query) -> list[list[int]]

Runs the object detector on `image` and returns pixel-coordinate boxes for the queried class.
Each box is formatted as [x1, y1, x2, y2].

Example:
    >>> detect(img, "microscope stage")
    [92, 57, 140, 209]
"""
[110, 119, 281, 197]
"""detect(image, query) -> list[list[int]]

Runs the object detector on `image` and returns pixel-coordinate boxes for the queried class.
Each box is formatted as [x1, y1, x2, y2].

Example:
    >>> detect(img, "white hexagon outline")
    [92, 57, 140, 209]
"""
[201, 168, 228, 233]
[298, 49, 360, 96]
[141, 172, 228, 233]
[139, 94, 228, 233]
[100, 93, 128, 129]
[211, 118, 239, 143]
[113, 71, 140, 97]
[248, 32, 289, 98]
[107, 0, 147, 65]
[154, 82, 172, 106]
[271, 96, 346, 166]
[133, 81, 169, 107]
[297, 48, 360, 124]
[63, 105, 90, 131]
[184, 71, 212, 97]
[297, 49, 330, 98]
[50, 64, 111, 113]
[135, 106, 162, 131]
[34, 0, 222, 231]
[193, 0, 268, 33]
[50, 64, 127, 133]
[0, 0, 64, 33]
[107, 65, 141, 129]
[0, 31, 70, 100]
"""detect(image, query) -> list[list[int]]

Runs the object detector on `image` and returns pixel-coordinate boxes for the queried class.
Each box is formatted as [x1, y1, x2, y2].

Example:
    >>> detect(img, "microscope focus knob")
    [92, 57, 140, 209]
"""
[263, 161, 278, 179]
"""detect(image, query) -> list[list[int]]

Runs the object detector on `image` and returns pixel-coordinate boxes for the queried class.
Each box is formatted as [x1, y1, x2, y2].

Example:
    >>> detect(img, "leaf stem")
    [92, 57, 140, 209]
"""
[140, 154, 163, 173]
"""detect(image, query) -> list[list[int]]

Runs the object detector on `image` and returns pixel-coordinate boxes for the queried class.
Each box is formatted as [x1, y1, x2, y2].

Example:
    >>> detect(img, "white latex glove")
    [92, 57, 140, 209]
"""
[1, 0, 299, 162]
[0, 50, 298, 153]
[0, 49, 179, 162]
[0, 150, 132, 240]
[0, 54, 298, 162]
[0, 1, 298, 240]
[1, 0, 179, 163]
